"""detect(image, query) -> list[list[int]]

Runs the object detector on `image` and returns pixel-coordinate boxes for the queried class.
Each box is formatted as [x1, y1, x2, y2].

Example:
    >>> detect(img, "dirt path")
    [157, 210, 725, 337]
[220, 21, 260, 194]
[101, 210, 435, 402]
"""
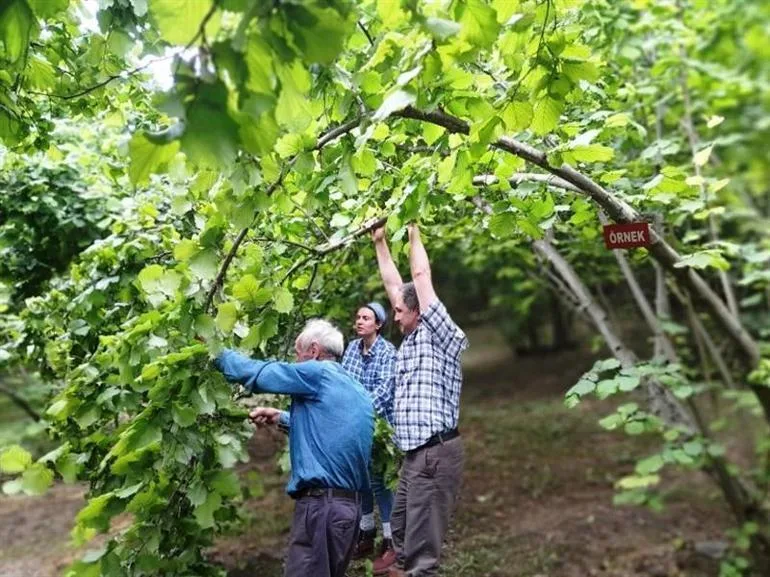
[0, 326, 731, 576]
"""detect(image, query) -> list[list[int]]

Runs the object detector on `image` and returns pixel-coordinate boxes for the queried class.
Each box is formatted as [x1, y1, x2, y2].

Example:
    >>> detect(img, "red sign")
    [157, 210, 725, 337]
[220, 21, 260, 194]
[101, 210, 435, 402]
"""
[603, 222, 651, 249]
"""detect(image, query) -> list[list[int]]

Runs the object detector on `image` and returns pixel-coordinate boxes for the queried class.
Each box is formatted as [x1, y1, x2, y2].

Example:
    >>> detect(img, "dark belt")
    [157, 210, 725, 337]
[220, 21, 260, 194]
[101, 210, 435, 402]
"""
[294, 487, 360, 501]
[412, 428, 460, 453]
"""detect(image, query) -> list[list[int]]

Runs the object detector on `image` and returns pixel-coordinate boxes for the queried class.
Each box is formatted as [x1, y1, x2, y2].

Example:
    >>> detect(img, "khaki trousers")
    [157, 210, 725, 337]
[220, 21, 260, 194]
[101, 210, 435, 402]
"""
[391, 435, 464, 576]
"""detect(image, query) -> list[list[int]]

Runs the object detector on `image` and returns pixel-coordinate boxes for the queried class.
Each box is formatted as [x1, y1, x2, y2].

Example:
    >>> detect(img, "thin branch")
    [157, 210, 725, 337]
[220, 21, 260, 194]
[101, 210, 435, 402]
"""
[678, 45, 740, 319]
[357, 20, 375, 47]
[204, 117, 364, 312]
[473, 172, 580, 193]
[0, 384, 40, 421]
[316, 217, 388, 255]
[28, 56, 173, 100]
[251, 237, 316, 253]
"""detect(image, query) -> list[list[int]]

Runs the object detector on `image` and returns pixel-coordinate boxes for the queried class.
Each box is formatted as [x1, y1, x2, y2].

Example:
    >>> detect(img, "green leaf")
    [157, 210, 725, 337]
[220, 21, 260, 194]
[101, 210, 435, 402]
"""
[488, 212, 515, 238]
[274, 61, 313, 132]
[28, 0, 68, 19]
[173, 239, 198, 262]
[172, 402, 198, 427]
[273, 287, 294, 314]
[330, 213, 352, 228]
[422, 123, 444, 146]
[76, 493, 113, 525]
[210, 470, 241, 497]
[128, 133, 180, 185]
[373, 89, 416, 122]
[424, 17, 461, 40]
[693, 144, 713, 167]
[189, 249, 218, 281]
[617, 474, 660, 489]
[567, 144, 614, 163]
[0, 444, 32, 473]
[148, 0, 219, 45]
[501, 101, 533, 131]
[136, 265, 182, 306]
[216, 302, 238, 334]
[284, 4, 353, 65]
[0, 0, 35, 64]
[636, 454, 665, 475]
[457, 0, 499, 49]
[674, 250, 730, 271]
[531, 98, 563, 135]
[181, 83, 239, 168]
[194, 490, 222, 528]
[566, 379, 596, 398]
[232, 275, 271, 309]
[21, 463, 53, 495]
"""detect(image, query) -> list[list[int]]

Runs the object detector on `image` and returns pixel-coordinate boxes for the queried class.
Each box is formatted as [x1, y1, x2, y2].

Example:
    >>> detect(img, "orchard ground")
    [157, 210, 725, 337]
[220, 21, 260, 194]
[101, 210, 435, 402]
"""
[0, 325, 737, 577]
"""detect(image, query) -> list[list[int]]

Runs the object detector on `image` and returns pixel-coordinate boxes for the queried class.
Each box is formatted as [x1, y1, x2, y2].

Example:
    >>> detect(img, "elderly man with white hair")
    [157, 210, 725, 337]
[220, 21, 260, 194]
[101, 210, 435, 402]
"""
[212, 319, 375, 577]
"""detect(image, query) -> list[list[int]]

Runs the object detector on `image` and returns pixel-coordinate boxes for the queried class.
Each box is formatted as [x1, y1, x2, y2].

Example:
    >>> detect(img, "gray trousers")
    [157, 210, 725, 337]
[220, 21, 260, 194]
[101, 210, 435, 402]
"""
[284, 492, 361, 577]
[391, 436, 464, 576]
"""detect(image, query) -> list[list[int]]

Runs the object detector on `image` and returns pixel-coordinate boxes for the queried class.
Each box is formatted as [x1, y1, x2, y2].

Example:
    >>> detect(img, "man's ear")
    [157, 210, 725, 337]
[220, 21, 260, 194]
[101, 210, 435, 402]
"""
[309, 342, 321, 360]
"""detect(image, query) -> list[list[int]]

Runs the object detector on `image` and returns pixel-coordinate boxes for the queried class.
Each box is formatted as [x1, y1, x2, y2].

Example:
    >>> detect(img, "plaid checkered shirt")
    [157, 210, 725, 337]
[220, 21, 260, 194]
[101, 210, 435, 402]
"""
[393, 300, 469, 451]
[341, 334, 397, 424]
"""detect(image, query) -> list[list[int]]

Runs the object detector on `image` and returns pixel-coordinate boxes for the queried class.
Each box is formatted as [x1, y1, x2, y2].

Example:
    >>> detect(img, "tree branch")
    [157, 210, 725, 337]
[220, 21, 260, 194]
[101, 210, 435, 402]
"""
[393, 105, 761, 372]
[0, 383, 40, 421]
[203, 117, 364, 312]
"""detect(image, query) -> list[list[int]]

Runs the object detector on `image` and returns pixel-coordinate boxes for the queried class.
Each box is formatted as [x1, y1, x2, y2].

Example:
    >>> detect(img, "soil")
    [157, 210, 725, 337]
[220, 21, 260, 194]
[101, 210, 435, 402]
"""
[0, 325, 734, 577]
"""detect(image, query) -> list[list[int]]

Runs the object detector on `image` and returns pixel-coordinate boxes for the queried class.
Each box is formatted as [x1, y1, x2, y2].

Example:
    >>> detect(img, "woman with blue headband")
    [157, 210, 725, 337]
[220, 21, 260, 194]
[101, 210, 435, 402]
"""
[341, 301, 398, 570]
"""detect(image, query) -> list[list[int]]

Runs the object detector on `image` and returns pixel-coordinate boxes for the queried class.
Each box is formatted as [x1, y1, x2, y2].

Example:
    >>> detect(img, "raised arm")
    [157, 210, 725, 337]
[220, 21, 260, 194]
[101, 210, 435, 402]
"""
[407, 224, 438, 312]
[372, 226, 403, 309]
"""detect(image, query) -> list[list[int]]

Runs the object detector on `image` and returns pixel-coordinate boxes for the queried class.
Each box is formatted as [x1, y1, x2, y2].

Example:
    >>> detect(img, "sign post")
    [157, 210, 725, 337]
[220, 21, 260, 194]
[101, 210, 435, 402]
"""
[603, 222, 651, 250]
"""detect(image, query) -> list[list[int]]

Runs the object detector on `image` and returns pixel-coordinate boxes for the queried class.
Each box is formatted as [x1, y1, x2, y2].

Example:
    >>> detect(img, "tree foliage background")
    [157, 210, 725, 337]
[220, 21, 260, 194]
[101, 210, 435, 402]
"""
[0, 0, 769, 575]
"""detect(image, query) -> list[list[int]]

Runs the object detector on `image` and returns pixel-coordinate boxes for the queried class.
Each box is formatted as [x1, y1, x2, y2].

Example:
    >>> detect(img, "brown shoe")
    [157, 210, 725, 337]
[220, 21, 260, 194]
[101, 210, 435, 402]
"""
[352, 528, 376, 560]
[373, 539, 397, 575]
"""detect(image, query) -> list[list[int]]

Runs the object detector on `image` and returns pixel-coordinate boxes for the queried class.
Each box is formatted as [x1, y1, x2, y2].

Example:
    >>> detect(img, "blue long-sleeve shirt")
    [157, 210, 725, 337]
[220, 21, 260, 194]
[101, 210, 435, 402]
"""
[214, 349, 374, 496]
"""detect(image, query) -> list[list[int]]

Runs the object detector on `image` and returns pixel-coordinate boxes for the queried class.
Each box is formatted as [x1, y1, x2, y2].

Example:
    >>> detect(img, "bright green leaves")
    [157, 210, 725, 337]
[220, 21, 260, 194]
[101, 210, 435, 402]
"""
[216, 302, 238, 334]
[454, 0, 500, 50]
[501, 101, 534, 132]
[0, 0, 34, 64]
[531, 97, 563, 135]
[693, 144, 713, 167]
[136, 265, 182, 307]
[674, 249, 730, 271]
[0, 444, 32, 473]
[148, 0, 219, 46]
[564, 145, 614, 164]
[2, 448, 55, 495]
[128, 133, 180, 185]
[232, 274, 272, 310]
[20, 462, 53, 495]
[273, 287, 294, 314]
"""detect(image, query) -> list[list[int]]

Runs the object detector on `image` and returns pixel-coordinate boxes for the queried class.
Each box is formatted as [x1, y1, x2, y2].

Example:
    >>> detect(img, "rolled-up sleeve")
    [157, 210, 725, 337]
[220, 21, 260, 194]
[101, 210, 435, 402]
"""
[420, 301, 469, 359]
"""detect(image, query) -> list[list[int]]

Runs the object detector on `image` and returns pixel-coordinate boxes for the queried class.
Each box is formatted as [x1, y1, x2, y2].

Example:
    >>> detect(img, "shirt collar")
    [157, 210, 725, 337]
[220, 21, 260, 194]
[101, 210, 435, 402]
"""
[359, 334, 383, 357]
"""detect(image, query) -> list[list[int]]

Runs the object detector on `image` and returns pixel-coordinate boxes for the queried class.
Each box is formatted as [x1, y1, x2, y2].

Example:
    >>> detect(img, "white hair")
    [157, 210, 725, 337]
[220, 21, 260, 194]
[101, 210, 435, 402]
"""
[296, 319, 344, 359]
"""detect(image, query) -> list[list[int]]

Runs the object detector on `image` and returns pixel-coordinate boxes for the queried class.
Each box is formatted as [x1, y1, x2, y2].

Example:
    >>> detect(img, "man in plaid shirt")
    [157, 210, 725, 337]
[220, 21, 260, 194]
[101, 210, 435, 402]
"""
[341, 302, 397, 565]
[371, 223, 468, 577]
